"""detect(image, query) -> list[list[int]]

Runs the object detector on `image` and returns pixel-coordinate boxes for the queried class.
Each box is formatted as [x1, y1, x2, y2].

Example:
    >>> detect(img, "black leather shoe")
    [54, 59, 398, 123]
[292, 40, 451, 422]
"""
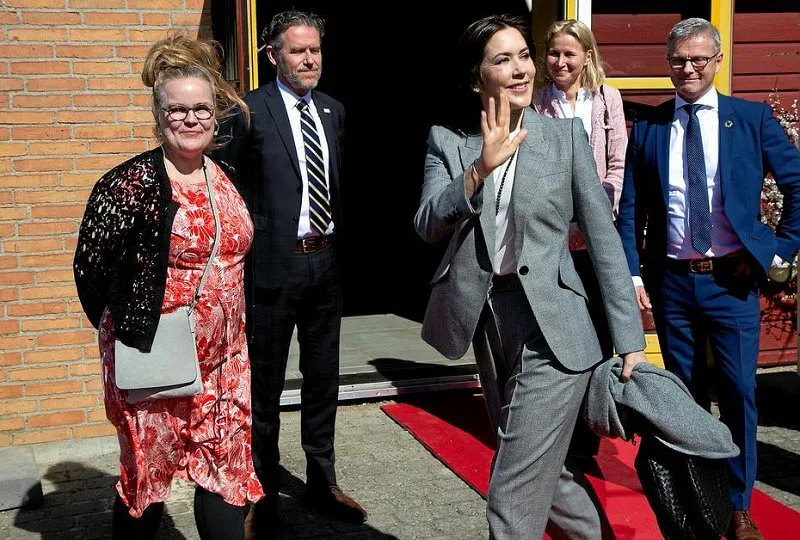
[305, 485, 367, 523]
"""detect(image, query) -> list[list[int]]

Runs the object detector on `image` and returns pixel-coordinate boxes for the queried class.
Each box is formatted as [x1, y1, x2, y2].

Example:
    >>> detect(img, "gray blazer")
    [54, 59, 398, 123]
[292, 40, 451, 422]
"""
[414, 110, 645, 371]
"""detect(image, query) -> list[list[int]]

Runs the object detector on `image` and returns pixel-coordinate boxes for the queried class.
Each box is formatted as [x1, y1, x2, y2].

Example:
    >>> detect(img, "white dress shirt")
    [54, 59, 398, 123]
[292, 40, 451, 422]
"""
[276, 78, 333, 238]
[494, 133, 521, 275]
[552, 86, 593, 140]
[668, 89, 739, 260]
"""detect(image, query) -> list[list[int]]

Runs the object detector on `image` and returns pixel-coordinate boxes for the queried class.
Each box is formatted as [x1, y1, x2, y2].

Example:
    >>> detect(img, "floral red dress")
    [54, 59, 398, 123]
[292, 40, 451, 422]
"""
[98, 162, 263, 517]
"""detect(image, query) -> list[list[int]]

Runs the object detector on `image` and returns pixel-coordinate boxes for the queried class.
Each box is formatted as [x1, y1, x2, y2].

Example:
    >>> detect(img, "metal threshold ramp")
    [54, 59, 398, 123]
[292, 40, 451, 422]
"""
[279, 314, 479, 406]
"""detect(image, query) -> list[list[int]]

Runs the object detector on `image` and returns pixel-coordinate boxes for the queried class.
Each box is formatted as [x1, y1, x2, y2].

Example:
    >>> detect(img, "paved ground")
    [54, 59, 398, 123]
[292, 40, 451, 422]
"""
[2, 366, 799, 539]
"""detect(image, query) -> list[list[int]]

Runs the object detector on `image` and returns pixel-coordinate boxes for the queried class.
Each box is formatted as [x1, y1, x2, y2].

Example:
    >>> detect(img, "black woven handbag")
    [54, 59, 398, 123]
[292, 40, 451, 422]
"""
[634, 434, 731, 539]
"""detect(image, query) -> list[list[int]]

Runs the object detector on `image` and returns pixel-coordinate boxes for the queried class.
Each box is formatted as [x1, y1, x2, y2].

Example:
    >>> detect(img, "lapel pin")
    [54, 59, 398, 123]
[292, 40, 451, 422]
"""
[323, 108, 331, 114]
[724, 120, 733, 128]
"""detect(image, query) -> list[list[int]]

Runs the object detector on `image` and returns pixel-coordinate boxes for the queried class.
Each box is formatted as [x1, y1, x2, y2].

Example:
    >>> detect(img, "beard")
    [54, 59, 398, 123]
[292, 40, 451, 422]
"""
[277, 55, 321, 94]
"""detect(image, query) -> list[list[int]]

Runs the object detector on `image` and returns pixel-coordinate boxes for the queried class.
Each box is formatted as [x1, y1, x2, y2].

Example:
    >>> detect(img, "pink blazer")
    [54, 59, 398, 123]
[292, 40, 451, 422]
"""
[533, 83, 627, 217]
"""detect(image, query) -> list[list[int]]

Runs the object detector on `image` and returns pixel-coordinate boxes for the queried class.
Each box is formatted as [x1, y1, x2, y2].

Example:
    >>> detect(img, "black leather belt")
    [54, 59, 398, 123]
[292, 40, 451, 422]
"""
[296, 235, 333, 254]
[666, 249, 746, 274]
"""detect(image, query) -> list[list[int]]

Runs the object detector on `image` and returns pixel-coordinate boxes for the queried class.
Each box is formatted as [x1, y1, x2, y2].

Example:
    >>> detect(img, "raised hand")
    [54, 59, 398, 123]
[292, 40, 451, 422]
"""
[475, 91, 527, 179]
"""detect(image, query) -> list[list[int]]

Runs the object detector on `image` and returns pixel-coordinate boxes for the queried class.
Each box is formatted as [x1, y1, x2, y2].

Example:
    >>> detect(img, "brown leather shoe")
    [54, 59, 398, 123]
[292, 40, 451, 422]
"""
[306, 485, 368, 523]
[727, 510, 763, 540]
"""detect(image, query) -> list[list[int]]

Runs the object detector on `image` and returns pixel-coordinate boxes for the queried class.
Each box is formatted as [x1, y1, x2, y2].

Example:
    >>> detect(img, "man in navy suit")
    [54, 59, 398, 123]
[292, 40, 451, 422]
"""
[618, 17, 800, 540]
[216, 9, 367, 534]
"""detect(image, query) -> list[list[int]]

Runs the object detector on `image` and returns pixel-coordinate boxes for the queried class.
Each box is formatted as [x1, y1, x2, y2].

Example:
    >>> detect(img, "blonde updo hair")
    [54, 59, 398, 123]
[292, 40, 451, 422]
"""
[142, 34, 249, 147]
[536, 19, 606, 91]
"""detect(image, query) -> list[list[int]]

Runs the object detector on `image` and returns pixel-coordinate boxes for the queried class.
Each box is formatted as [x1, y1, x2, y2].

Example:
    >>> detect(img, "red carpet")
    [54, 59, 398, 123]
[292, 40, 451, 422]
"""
[381, 392, 800, 539]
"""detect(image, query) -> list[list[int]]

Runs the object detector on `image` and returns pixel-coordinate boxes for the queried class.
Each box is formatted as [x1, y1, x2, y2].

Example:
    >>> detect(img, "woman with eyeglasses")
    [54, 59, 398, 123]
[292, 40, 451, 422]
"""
[74, 35, 263, 539]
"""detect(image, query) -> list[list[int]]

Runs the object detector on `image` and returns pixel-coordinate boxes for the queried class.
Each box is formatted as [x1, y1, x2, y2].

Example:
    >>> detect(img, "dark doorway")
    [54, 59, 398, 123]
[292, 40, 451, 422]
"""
[251, 1, 531, 321]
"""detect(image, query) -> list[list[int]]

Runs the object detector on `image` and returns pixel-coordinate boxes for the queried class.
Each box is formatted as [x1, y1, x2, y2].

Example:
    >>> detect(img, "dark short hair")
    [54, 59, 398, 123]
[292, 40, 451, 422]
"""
[457, 14, 535, 93]
[261, 10, 325, 50]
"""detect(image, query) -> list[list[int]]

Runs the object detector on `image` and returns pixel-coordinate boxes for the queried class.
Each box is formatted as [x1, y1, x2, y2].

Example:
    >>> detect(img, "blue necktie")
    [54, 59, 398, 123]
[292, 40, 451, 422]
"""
[684, 104, 712, 254]
[297, 99, 331, 235]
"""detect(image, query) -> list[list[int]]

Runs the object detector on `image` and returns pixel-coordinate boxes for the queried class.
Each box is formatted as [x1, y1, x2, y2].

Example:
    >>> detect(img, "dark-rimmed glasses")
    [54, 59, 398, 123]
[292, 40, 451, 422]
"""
[162, 105, 214, 121]
[667, 53, 720, 70]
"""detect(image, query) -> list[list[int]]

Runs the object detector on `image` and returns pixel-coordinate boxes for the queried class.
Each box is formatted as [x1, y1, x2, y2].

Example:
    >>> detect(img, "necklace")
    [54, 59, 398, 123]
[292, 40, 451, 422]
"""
[495, 149, 517, 215]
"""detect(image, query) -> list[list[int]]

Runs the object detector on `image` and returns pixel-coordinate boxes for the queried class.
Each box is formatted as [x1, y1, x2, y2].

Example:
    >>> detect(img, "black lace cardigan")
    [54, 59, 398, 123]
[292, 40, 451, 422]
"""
[73, 148, 243, 352]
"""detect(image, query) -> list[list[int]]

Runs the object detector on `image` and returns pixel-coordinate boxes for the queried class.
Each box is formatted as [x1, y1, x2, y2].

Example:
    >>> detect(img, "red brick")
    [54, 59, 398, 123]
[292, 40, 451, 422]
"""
[73, 423, 116, 438]
[40, 394, 96, 410]
[18, 221, 77, 236]
[69, 362, 101, 376]
[8, 301, 67, 316]
[10, 61, 70, 75]
[74, 125, 130, 139]
[128, 29, 172, 42]
[9, 28, 68, 42]
[12, 126, 71, 140]
[133, 125, 156, 138]
[8, 365, 67, 381]
[115, 45, 151, 59]
[2, 111, 55, 124]
[68, 0, 125, 7]
[20, 253, 73, 267]
[0, 288, 20, 302]
[0, 224, 14, 237]
[0, 256, 18, 270]
[3, 238, 63, 253]
[28, 78, 85, 91]
[128, 0, 182, 7]
[6, 0, 65, 7]
[142, 13, 170, 26]
[75, 155, 126, 171]
[0, 271, 33, 286]
[38, 330, 95, 347]
[0, 352, 22, 367]
[87, 76, 145, 91]
[35, 268, 76, 283]
[21, 284, 77, 300]
[13, 428, 71, 445]
[25, 380, 83, 395]
[27, 141, 86, 155]
[91, 140, 146, 154]
[0, 418, 25, 431]
[1, 174, 60, 188]
[0, 319, 20, 334]
[0, 11, 21, 24]
[0, 44, 54, 59]
[172, 12, 211, 27]
[55, 45, 113, 59]
[57, 110, 112, 124]
[0, 143, 27, 156]
[28, 410, 86, 428]
[14, 157, 72, 172]
[68, 29, 126, 43]
[73, 61, 132, 76]
[83, 12, 139, 25]
[87, 407, 107, 422]
[0, 79, 24, 91]
[13, 94, 72, 108]
[74, 93, 132, 108]
[23, 11, 81, 25]
[0, 400, 36, 415]
[0, 385, 24, 399]
[23, 317, 80, 333]
[116, 110, 153, 123]
[60, 172, 99, 187]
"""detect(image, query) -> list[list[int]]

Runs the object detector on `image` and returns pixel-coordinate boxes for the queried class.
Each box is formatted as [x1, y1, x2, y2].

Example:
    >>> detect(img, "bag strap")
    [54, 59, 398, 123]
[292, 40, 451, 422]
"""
[191, 156, 221, 309]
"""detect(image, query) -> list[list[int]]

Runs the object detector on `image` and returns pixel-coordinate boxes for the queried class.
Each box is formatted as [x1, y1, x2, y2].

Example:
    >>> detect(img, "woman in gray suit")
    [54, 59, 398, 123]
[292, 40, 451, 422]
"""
[414, 14, 647, 539]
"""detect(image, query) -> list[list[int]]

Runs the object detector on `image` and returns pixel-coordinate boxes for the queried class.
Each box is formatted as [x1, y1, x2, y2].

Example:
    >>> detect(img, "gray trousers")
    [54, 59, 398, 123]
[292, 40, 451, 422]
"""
[473, 281, 602, 540]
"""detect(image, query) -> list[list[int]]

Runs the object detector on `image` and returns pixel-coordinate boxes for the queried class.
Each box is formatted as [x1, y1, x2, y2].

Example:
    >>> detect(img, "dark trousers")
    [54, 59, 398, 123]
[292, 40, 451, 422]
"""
[250, 244, 342, 496]
[651, 266, 760, 509]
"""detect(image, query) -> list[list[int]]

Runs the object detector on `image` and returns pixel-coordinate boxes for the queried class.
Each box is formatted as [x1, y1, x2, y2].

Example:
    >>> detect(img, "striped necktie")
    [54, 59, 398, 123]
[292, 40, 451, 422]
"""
[297, 99, 331, 235]
[684, 103, 712, 254]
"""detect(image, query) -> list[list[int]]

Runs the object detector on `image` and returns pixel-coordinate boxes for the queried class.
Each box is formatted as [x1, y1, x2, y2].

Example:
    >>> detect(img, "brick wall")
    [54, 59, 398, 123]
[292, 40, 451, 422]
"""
[0, 0, 211, 447]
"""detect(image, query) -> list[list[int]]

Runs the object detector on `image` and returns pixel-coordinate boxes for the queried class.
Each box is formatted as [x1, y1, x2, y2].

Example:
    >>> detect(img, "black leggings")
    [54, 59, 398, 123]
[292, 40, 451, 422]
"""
[112, 487, 246, 540]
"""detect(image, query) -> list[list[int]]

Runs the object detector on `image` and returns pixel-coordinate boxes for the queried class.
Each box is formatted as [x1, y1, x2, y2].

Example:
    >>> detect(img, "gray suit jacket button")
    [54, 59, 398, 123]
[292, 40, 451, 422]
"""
[519, 266, 529, 275]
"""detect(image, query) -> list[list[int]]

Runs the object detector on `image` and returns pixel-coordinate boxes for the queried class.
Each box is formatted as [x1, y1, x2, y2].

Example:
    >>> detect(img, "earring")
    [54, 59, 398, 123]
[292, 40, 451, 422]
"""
[213, 119, 219, 136]
[473, 87, 480, 93]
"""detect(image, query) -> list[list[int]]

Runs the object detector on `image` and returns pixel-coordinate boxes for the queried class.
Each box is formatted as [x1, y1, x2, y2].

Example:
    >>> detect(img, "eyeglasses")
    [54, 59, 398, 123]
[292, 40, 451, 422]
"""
[667, 53, 720, 70]
[161, 105, 214, 121]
